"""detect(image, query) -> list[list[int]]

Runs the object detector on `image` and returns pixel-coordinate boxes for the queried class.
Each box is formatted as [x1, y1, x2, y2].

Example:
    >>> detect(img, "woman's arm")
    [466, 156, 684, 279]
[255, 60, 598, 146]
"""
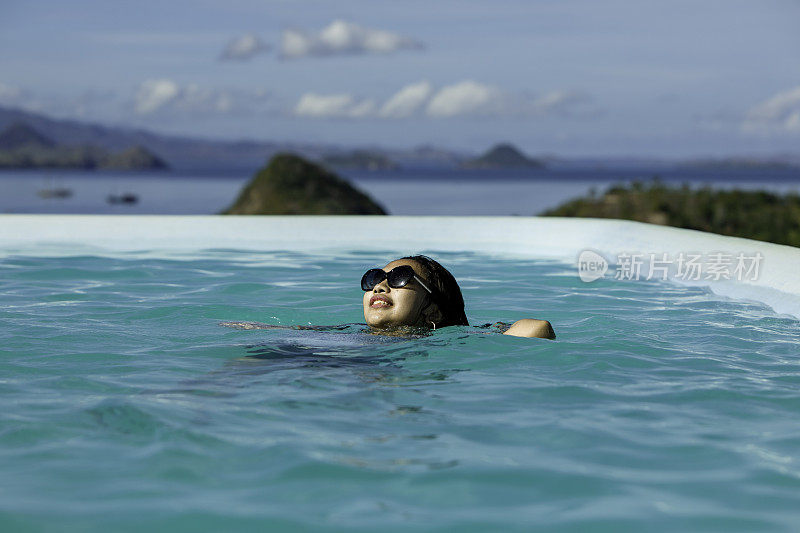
[219, 321, 353, 331]
[220, 321, 287, 330]
[502, 319, 556, 339]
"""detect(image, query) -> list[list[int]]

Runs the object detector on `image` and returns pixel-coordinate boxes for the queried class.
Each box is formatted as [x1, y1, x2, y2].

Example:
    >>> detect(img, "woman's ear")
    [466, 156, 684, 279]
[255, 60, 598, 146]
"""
[422, 301, 444, 326]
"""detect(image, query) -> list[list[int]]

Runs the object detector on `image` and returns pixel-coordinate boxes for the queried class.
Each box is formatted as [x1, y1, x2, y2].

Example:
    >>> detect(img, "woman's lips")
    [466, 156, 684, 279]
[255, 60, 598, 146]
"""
[370, 294, 392, 308]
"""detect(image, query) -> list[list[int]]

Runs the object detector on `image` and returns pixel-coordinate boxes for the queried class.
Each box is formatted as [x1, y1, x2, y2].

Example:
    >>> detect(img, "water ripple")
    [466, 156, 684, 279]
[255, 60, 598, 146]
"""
[2, 252, 800, 531]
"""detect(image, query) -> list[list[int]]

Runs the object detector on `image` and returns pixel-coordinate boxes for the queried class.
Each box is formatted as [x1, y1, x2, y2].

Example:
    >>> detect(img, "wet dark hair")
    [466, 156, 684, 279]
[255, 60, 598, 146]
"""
[401, 255, 469, 327]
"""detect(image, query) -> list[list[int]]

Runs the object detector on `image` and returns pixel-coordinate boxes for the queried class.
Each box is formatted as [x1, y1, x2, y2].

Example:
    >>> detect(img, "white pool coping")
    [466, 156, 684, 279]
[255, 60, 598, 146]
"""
[2, 215, 799, 318]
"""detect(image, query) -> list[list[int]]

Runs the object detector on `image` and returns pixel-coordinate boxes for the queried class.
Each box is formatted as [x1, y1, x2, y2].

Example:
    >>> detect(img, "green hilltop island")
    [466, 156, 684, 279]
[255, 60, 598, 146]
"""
[541, 180, 800, 248]
[222, 153, 388, 215]
[461, 143, 545, 169]
[0, 122, 169, 170]
[320, 149, 400, 171]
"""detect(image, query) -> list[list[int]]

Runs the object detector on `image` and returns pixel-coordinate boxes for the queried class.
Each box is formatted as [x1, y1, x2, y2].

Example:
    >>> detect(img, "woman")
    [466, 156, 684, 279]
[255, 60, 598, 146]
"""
[223, 255, 555, 340]
[362, 255, 555, 339]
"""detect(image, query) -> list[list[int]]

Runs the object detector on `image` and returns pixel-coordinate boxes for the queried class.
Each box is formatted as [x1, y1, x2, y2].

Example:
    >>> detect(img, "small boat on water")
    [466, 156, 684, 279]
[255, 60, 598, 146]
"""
[37, 176, 73, 199]
[37, 187, 73, 199]
[107, 193, 139, 205]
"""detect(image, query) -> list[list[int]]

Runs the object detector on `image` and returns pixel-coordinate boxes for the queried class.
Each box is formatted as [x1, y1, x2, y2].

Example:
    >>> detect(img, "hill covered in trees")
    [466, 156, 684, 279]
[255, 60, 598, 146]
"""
[541, 180, 800, 247]
[223, 153, 387, 215]
[461, 143, 544, 169]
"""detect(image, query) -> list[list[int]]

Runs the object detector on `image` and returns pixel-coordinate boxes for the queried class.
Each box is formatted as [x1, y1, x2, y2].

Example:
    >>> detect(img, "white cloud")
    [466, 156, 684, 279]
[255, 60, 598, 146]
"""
[1, 79, 275, 121]
[0, 82, 122, 119]
[179, 84, 230, 113]
[292, 81, 591, 120]
[281, 19, 423, 59]
[424, 83, 587, 119]
[787, 112, 800, 132]
[531, 91, 587, 114]
[134, 79, 181, 114]
[294, 93, 351, 117]
[0, 82, 24, 105]
[426, 81, 500, 117]
[219, 33, 270, 61]
[743, 86, 800, 133]
[379, 81, 432, 118]
[348, 99, 378, 118]
[0, 82, 45, 113]
[294, 92, 376, 118]
[133, 79, 271, 116]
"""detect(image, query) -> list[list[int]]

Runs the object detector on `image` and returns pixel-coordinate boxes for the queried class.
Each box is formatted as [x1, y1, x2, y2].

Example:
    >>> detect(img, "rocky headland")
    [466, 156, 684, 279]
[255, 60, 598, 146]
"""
[0, 122, 169, 170]
[222, 153, 387, 215]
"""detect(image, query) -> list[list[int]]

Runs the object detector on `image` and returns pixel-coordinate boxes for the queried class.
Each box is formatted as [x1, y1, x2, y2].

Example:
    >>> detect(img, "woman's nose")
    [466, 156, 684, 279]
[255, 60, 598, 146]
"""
[373, 279, 390, 293]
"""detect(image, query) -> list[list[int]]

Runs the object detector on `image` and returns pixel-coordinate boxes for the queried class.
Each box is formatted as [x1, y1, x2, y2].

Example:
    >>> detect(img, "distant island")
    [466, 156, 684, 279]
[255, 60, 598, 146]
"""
[0, 122, 169, 170]
[320, 150, 400, 171]
[461, 143, 545, 169]
[222, 153, 387, 215]
[541, 180, 800, 248]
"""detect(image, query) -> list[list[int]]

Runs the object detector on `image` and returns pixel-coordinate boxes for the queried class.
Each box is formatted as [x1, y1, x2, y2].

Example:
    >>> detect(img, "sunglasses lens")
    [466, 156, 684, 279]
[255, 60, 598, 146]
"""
[387, 265, 414, 288]
[361, 266, 417, 290]
[361, 269, 386, 291]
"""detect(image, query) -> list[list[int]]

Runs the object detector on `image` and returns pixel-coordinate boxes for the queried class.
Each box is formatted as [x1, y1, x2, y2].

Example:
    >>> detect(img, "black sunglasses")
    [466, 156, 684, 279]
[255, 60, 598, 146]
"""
[361, 265, 434, 295]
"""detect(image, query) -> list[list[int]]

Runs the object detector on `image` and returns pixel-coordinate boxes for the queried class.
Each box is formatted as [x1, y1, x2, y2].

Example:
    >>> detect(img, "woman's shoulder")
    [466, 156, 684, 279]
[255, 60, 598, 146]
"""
[220, 321, 355, 331]
[472, 320, 555, 339]
[502, 319, 555, 339]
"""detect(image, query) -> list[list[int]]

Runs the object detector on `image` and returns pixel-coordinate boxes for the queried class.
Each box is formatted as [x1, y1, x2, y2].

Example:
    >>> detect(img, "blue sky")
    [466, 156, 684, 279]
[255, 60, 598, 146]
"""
[1, 0, 799, 157]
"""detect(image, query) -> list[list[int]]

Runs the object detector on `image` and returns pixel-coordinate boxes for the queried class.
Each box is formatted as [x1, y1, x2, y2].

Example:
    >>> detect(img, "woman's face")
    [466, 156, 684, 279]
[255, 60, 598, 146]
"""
[363, 259, 433, 328]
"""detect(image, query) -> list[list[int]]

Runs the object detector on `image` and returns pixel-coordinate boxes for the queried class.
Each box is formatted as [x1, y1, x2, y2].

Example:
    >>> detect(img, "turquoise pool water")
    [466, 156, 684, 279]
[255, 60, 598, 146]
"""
[2, 250, 800, 532]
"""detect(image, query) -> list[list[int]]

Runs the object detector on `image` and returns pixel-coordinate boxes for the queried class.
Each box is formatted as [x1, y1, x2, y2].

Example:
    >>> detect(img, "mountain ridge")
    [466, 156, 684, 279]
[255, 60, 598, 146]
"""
[0, 106, 465, 171]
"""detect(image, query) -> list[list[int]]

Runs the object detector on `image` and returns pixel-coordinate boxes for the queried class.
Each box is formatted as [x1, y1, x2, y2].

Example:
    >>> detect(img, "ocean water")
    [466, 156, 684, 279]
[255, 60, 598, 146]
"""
[3, 165, 800, 215]
[2, 250, 800, 531]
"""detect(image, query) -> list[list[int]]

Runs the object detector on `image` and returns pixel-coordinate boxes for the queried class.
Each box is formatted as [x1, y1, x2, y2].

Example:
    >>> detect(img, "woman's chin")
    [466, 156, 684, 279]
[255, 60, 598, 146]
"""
[365, 316, 429, 332]
[365, 309, 392, 327]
